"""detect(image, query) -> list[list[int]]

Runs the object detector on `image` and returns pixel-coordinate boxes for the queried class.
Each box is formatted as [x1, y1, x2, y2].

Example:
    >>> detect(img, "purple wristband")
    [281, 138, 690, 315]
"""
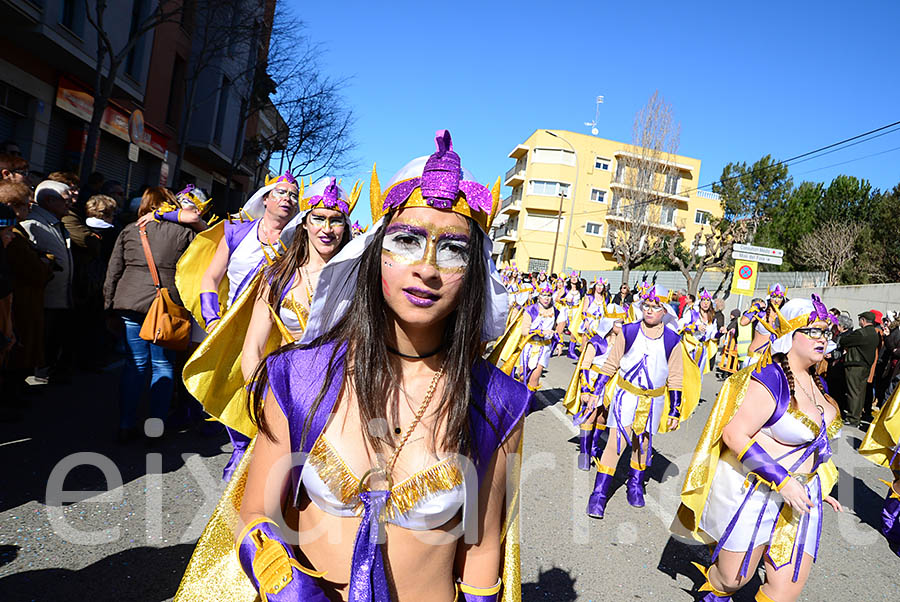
[236, 520, 328, 601]
[739, 441, 790, 491]
[592, 373, 610, 397]
[458, 579, 501, 602]
[199, 291, 220, 327]
[580, 369, 593, 393]
[154, 208, 181, 223]
[668, 390, 682, 418]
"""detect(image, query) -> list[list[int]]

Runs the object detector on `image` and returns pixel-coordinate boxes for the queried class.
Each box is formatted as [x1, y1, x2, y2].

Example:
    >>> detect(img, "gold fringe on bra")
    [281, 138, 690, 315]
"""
[306, 436, 464, 520]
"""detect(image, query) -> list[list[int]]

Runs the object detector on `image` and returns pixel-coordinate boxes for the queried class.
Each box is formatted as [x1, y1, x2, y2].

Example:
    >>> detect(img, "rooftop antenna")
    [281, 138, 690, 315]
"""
[583, 95, 604, 135]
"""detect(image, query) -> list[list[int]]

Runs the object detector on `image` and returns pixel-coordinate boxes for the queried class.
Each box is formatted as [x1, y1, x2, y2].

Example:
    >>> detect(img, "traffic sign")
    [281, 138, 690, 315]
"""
[733, 243, 783, 258]
[730, 259, 759, 296]
[732, 250, 783, 266]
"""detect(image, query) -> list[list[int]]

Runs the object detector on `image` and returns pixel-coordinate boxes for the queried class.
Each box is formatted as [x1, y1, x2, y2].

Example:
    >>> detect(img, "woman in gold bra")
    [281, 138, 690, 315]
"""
[240, 177, 357, 381]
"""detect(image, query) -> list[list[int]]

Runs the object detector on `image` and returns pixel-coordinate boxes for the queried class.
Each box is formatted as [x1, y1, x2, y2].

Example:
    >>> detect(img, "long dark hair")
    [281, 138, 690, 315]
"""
[250, 211, 488, 457]
[264, 212, 351, 313]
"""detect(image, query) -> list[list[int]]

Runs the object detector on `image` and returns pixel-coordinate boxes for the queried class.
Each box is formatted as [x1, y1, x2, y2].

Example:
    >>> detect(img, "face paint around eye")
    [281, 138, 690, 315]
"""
[382, 221, 470, 272]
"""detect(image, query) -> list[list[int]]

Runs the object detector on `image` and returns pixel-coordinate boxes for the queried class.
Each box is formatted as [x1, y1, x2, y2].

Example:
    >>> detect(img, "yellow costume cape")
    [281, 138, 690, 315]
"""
[174, 432, 525, 602]
[561, 343, 614, 417]
[567, 303, 584, 336]
[175, 221, 230, 328]
[672, 365, 839, 542]
[488, 309, 530, 376]
[681, 332, 718, 376]
[860, 386, 900, 469]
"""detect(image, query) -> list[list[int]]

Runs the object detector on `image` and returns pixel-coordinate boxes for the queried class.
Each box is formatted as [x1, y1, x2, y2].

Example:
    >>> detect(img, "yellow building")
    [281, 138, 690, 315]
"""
[491, 129, 723, 274]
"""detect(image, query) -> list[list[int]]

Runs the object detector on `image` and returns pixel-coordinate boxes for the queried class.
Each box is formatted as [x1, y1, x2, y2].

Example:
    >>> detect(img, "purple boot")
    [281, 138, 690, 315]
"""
[881, 480, 900, 557]
[567, 340, 578, 359]
[577, 426, 593, 471]
[587, 466, 614, 518]
[626, 466, 646, 508]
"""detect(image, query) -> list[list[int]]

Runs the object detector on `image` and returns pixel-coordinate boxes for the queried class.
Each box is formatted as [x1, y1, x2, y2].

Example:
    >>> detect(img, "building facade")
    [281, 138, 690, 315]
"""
[491, 129, 723, 274]
[0, 0, 283, 211]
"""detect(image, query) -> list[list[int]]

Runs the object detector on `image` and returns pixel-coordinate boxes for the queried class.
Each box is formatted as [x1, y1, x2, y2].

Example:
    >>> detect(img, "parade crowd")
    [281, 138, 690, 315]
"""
[1, 131, 899, 602]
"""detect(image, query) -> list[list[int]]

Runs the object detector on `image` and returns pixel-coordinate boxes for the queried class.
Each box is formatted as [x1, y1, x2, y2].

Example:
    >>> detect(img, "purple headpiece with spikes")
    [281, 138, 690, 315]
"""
[699, 289, 712, 301]
[808, 293, 838, 326]
[309, 177, 350, 214]
[177, 184, 195, 197]
[382, 130, 493, 214]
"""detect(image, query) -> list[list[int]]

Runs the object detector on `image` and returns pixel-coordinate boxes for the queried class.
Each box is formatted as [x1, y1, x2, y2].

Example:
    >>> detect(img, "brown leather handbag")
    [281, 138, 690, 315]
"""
[138, 223, 192, 350]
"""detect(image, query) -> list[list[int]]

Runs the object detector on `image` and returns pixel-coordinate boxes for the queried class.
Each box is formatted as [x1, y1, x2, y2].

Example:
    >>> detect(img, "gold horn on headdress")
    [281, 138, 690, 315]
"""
[348, 180, 362, 215]
[369, 163, 382, 222]
[487, 176, 502, 231]
[264, 173, 278, 186]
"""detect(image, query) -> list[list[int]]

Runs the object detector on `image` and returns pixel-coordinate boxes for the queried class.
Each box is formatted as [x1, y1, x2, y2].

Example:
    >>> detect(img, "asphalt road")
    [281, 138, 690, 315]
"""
[1, 355, 898, 601]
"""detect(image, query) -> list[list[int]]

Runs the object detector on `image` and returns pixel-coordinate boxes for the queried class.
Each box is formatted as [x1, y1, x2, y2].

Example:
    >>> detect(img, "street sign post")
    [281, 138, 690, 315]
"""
[730, 259, 759, 296]
[732, 250, 783, 266]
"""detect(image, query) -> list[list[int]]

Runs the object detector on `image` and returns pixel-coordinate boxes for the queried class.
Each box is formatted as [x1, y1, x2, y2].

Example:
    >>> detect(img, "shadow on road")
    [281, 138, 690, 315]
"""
[0, 542, 194, 601]
[0, 368, 229, 512]
[836, 466, 884, 531]
[522, 566, 577, 601]
[657, 536, 762, 601]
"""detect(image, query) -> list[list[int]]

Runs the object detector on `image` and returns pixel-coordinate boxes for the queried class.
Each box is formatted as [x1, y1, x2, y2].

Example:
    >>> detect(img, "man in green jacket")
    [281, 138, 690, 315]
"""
[841, 311, 881, 426]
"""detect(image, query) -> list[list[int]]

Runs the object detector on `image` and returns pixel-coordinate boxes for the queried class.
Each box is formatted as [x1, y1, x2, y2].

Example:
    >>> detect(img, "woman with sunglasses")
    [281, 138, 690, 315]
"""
[583, 286, 689, 518]
[680, 289, 722, 374]
[175, 131, 529, 602]
[676, 295, 843, 602]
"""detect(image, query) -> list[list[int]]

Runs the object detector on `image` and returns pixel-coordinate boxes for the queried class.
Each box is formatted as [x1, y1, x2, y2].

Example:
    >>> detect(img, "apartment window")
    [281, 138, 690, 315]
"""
[0, 82, 29, 117]
[59, 0, 83, 35]
[637, 169, 653, 189]
[125, 0, 147, 78]
[166, 55, 187, 126]
[529, 180, 570, 197]
[695, 209, 712, 225]
[532, 147, 575, 166]
[614, 163, 625, 183]
[528, 258, 549, 273]
[594, 157, 611, 171]
[659, 205, 676, 226]
[609, 193, 621, 214]
[606, 227, 618, 248]
[523, 213, 565, 233]
[213, 76, 231, 145]
[590, 188, 606, 203]
[585, 221, 603, 237]
[665, 173, 680, 195]
[228, 5, 243, 56]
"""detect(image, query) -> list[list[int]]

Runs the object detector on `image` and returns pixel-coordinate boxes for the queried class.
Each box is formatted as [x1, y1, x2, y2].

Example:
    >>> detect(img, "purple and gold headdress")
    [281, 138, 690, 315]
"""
[175, 184, 212, 215]
[300, 176, 361, 216]
[699, 289, 713, 302]
[641, 285, 671, 304]
[768, 283, 786, 298]
[369, 130, 501, 232]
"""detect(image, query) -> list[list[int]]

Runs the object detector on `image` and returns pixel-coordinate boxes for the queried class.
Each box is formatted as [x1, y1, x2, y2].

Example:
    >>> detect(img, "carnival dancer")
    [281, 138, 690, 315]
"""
[509, 282, 567, 390]
[240, 177, 357, 380]
[172, 130, 529, 602]
[175, 172, 302, 480]
[564, 315, 622, 470]
[584, 285, 697, 518]
[739, 283, 787, 367]
[680, 289, 721, 374]
[564, 272, 584, 359]
[859, 382, 900, 556]
[674, 295, 843, 601]
[579, 278, 610, 346]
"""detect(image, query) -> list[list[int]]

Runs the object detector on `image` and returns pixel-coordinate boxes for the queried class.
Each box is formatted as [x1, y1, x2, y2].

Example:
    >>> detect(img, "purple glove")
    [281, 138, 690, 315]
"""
[591, 373, 610, 398]
[153, 208, 181, 223]
[668, 390, 683, 419]
[579, 369, 593, 393]
[458, 579, 501, 602]
[199, 291, 220, 328]
[739, 441, 790, 491]
[236, 518, 329, 601]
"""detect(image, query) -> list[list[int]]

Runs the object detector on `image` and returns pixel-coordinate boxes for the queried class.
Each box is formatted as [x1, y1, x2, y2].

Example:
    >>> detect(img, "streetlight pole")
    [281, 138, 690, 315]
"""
[545, 130, 578, 272]
[549, 189, 565, 274]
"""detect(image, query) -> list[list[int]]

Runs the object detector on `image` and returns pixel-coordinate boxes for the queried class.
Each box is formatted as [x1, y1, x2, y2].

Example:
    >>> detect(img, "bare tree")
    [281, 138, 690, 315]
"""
[666, 219, 738, 295]
[797, 220, 865, 286]
[81, 0, 182, 183]
[609, 91, 681, 285]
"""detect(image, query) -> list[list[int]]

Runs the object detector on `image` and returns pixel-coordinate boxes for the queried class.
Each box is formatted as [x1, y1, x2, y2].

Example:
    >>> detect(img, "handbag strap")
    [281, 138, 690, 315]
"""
[138, 223, 161, 289]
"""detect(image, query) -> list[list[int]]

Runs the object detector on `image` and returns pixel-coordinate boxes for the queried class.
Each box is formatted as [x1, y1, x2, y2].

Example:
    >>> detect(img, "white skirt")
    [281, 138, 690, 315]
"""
[699, 450, 823, 562]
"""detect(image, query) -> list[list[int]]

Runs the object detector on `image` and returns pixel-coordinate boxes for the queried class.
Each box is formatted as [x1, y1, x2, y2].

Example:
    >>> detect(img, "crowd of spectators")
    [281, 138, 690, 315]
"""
[0, 148, 203, 438]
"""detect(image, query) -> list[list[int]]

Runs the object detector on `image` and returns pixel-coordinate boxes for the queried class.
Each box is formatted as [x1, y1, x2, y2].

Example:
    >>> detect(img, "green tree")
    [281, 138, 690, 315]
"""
[755, 181, 823, 270]
[820, 175, 874, 223]
[712, 154, 793, 240]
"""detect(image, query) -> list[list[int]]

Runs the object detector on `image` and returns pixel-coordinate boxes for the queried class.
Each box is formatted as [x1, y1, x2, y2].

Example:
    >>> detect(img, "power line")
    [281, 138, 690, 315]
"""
[794, 145, 900, 177]
[522, 118, 900, 222]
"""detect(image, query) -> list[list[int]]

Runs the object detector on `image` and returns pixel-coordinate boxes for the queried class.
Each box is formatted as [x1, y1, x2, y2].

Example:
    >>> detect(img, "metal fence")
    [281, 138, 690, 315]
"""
[570, 270, 828, 293]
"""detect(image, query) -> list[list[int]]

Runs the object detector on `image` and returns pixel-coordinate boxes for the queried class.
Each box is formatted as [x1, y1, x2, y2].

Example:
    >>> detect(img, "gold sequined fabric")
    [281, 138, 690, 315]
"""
[173, 440, 258, 602]
[860, 386, 900, 469]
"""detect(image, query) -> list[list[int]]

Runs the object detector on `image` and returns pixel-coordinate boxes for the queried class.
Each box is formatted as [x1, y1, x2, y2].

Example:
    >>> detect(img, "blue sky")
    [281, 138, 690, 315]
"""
[285, 0, 900, 222]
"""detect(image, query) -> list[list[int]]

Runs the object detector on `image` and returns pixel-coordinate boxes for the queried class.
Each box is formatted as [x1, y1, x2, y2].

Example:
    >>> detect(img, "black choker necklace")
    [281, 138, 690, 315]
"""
[386, 344, 444, 359]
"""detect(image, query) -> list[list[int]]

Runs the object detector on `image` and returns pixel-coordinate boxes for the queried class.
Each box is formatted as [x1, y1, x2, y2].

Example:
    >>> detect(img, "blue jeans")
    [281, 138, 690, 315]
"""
[119, 312, 175, 430]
